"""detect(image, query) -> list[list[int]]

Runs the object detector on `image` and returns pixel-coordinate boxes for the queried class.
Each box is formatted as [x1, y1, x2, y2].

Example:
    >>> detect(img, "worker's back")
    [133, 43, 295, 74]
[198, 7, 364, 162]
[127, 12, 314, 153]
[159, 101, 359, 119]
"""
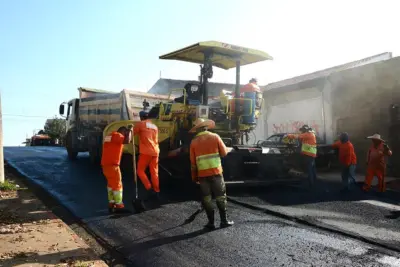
[134, 120, 159, 156]
[101, 132, 125, 166]
[190, 131, 227, 178]
[240, 82, 261, 95]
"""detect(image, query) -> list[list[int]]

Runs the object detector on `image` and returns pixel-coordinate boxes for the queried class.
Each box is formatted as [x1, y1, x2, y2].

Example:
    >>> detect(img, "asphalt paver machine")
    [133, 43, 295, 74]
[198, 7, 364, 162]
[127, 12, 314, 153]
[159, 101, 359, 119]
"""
[104, 41, 293, 184]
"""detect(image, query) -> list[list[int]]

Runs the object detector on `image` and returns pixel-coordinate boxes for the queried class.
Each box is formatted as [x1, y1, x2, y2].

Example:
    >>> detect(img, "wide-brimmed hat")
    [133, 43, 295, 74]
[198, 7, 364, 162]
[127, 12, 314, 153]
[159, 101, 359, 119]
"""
[189, 118, 215, 133]
[299, 124, 311, 132]
[367, 133, 385, 142]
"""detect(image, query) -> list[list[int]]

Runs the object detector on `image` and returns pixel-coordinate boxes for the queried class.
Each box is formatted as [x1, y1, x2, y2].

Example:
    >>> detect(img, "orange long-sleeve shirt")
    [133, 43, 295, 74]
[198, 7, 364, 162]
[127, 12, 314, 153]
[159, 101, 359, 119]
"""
[133, 120, 160, 156]
[190, 131, 228, 180]
[101, 132, 125, 166]
[367, 143, 392, 170]
[332, 141, 357, 166]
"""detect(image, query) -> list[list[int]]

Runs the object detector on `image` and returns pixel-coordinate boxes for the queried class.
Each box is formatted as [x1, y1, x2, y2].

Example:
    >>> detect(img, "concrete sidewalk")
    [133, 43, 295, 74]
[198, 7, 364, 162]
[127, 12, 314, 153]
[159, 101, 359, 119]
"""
[0, 168, 108, 267]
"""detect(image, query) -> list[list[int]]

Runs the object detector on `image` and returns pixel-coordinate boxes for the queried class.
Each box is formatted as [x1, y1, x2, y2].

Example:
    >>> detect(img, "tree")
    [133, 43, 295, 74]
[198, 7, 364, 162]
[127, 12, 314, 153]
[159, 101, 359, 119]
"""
[44, 117, 66, 141]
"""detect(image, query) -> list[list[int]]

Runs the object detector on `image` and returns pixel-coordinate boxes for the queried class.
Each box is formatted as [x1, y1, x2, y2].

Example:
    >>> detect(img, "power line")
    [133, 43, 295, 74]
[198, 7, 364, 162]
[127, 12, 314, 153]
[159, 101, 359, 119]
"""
[2, 114, 54, 118]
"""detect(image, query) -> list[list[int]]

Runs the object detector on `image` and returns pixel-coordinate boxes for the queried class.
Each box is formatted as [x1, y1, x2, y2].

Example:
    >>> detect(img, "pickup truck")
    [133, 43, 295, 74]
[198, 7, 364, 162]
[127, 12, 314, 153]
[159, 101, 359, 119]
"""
[258, 133, 338, 170]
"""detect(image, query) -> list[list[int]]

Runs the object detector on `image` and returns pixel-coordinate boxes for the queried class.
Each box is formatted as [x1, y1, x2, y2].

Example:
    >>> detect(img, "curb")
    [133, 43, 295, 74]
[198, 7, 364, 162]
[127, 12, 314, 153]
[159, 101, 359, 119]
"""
[227, 196, 400, 254]
[4, 161, 136, 267]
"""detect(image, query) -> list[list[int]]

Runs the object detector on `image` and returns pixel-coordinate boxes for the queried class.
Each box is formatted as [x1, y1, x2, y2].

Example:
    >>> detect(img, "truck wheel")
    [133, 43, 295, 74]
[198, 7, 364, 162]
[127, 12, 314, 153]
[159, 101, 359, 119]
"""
[67, 147, 78, 160]
[66, 133, 78, 160]
[89, 146, 100, 164]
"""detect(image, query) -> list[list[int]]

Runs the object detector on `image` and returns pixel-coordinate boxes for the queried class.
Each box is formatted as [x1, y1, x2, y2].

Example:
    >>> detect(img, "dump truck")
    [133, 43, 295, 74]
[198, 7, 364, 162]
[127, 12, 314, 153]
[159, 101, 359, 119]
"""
[59, 87, 169, 163]
[102, 41, 295, 184]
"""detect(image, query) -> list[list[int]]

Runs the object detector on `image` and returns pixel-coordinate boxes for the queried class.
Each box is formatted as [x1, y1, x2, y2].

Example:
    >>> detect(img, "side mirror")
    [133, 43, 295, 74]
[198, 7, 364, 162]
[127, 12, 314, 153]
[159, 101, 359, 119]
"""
[59, 104, 65, 115]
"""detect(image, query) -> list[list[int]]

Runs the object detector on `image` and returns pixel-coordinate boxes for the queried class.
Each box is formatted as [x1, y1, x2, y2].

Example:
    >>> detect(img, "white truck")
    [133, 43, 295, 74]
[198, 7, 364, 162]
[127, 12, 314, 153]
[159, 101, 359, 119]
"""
[59, 87, 169, 163]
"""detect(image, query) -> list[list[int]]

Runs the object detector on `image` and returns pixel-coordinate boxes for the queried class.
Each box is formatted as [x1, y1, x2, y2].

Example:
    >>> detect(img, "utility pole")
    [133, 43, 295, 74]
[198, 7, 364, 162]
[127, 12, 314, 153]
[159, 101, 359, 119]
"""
[0, 93, 4, 183]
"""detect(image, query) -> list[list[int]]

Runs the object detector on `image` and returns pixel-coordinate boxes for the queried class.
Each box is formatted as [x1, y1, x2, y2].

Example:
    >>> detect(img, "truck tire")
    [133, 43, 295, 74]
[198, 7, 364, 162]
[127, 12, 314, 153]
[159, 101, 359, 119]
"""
[67, 147, 78, 160]
[66, 132, 78, 160]
[89, 146, 100, 164]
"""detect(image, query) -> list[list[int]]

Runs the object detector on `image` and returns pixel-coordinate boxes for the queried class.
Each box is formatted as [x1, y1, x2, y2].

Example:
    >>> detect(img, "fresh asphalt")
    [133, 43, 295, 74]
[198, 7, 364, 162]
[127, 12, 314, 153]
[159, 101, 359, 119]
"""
[4, 146, 400, 267]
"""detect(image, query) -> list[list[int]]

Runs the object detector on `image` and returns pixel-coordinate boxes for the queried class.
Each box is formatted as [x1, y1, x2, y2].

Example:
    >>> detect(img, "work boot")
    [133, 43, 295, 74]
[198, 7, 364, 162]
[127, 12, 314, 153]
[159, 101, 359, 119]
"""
[113, 203, 131, 214]
[146, 189, 155, 200]
[216, 201, 234, 228]
[219, 210, 234, 228]
[204, 209, 216, 230]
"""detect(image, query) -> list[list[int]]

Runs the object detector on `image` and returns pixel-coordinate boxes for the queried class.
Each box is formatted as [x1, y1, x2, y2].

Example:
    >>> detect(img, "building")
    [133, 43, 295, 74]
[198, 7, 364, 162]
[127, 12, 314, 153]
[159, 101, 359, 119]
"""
[257, 52, 400, 174]
[253, 52, 392, 145]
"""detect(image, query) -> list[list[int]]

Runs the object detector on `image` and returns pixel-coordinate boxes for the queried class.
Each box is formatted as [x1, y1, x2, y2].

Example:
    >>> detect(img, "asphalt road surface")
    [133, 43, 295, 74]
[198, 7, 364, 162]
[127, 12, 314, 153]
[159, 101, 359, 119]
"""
[4, 146, 400, 267]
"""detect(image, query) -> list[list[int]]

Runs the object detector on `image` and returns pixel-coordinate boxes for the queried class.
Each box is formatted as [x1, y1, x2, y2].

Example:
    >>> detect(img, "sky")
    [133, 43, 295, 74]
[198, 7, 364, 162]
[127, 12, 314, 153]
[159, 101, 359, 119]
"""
[0, 0, 399, 146]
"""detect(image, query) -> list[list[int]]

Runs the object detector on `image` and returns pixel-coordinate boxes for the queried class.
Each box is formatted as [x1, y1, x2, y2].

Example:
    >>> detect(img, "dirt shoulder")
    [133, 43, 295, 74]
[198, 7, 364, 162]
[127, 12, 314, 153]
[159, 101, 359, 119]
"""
[0, 167, 108, 267]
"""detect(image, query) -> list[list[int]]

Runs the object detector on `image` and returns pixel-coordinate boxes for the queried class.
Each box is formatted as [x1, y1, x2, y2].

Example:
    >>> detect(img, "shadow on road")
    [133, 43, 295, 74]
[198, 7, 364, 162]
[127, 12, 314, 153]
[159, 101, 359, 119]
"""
[228, 178, 400, 207]
[386, 211, 400, 219]
[119, 228, 209, 253]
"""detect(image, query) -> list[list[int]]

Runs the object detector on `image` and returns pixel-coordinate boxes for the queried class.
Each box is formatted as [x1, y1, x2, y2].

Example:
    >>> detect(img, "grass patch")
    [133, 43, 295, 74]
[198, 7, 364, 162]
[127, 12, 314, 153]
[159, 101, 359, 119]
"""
[0, 180, 19, 191]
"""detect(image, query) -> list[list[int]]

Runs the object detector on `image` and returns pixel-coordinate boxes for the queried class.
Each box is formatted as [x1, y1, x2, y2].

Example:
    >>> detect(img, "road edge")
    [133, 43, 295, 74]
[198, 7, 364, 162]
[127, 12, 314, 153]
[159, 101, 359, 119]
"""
[4, 161, 134, 267]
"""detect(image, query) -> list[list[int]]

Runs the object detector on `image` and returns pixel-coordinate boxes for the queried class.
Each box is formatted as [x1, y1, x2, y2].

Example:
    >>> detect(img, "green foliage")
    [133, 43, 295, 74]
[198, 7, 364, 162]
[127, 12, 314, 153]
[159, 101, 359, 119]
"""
[43, 117, 67, 140]
[0, 180, 19, 191]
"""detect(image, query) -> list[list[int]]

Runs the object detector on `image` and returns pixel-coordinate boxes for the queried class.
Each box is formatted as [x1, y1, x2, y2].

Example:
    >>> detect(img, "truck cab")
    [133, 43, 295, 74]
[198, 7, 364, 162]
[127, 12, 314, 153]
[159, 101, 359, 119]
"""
[59, 98, 84, 160]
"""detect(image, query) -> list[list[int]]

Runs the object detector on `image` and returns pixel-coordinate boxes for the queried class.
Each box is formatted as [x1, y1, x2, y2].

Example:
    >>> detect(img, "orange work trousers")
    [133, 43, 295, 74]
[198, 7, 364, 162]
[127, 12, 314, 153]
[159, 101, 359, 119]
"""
[363, 167, 386, 192]
[137, 154, 160, 192]
[102, 165, 124, 208]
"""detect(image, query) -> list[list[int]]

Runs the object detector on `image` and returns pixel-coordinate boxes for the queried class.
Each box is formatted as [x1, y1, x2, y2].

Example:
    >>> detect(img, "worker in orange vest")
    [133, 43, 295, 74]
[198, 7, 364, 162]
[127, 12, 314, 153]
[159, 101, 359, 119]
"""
[101, 125, 132, 213]
[363, 133, 392, 192]
[284, 125, 318, 188]
[134, 111, 161, 199]
[189, 118, 234, 230]
[231, 78, 261, 113]
[239, 78, 261, 96]
[331, 132, 357, 192]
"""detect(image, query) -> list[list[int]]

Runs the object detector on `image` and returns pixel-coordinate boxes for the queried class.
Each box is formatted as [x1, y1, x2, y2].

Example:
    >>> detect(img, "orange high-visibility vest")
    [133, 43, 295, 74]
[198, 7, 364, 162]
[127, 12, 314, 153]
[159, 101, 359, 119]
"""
[190, 131, 228, 180]
[287, 132, 317, 158]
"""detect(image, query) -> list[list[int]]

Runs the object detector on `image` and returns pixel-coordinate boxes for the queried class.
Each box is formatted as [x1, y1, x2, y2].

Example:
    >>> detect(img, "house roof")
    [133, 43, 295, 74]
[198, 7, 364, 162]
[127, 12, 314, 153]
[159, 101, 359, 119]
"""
[262, 52, 392, 91]
[147, 78, 245, 97]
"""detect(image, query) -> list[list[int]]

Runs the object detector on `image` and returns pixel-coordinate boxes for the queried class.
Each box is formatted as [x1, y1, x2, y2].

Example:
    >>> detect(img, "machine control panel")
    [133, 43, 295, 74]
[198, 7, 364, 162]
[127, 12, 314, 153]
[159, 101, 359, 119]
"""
[196, 105, 209, 119]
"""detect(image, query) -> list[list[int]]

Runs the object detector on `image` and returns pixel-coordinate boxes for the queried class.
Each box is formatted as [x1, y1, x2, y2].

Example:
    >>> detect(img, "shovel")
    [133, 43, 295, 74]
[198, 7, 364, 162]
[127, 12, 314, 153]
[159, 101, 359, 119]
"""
[184, 206, 204, 224]
[131, 133, 146, 213]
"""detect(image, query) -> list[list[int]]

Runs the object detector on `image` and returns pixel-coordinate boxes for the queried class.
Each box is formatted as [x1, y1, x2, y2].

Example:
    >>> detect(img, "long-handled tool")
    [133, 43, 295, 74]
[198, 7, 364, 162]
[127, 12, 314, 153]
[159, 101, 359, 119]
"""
[184, 205, 204, 224]
[131, 133, 146, 213]
[183, 183, 205, 224]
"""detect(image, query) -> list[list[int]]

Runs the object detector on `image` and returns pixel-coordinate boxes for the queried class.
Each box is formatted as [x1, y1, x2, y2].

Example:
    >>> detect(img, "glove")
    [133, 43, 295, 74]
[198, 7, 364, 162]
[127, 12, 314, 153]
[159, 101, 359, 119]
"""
[384, 143, 390, 150]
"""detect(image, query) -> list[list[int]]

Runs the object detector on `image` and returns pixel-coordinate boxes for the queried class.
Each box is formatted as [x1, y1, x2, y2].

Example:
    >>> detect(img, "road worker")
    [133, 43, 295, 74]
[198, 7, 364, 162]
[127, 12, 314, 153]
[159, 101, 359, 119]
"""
[331, 132, 357, 192]
[239, 78, 261, 96]
[284, 125, 317, 188]
[231, 78, 261, 114]
[363, 133, 392, 193]
[134, 110, 160, 199]
[101, 125, 132, 213]
[189, 118, 234, 230]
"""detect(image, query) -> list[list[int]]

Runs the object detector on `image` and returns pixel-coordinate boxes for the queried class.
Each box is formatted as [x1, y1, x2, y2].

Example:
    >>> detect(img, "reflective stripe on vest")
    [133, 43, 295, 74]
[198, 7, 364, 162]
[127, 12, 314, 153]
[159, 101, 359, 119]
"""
[301, 143, 317, 156]
[196, 153, 221, 171]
